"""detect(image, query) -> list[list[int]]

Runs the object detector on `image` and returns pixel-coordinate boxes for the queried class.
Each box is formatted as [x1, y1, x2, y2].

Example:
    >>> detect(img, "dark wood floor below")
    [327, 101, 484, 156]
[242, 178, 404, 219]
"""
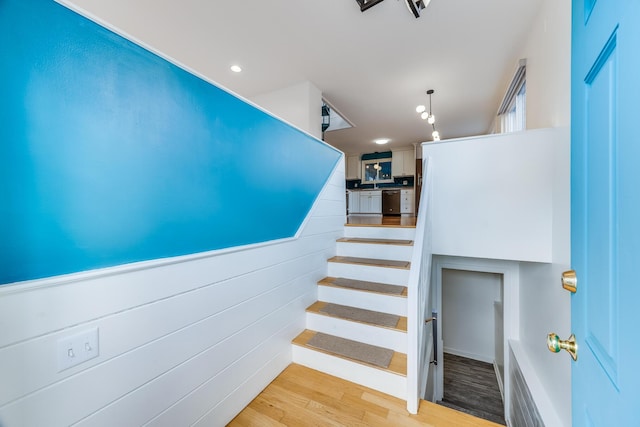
[439, 353, 506, 425]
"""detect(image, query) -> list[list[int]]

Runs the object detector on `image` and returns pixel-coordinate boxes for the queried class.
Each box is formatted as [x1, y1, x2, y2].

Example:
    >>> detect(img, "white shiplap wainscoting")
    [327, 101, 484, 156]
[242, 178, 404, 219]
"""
[0, 160, 346, 427]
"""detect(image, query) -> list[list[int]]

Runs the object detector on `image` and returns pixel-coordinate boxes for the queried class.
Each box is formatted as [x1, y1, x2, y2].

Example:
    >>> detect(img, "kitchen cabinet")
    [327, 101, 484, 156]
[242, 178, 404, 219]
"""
[401, 189, 414, 214]
[346, 155, 361, 179]
[359, 190, 382, 214]
[348, 190, 381, 214]
[392, 149, 416, 177]
[347, 190, 360, 214]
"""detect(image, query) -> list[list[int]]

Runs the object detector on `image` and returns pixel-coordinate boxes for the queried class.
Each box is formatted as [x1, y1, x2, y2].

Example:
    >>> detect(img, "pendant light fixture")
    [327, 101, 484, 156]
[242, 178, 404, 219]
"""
[355, 0, 431, 18]
[416, 89, 440, 141]
[321, 103, 331, 140]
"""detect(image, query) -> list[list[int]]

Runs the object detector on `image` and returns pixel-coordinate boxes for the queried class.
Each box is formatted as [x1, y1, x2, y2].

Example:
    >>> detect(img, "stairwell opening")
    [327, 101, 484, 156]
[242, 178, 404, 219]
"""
[439, 269, 505, 424]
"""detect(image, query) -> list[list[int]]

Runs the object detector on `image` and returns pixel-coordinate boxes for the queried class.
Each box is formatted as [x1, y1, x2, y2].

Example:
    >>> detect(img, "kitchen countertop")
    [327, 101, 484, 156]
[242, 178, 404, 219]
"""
[347, 187, 414, 191]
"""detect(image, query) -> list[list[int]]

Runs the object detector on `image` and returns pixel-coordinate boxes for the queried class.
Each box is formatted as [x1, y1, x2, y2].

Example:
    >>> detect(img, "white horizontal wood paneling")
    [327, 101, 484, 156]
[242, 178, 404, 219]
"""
[82, 299, 308, 426]
[0, 161, 346, 426]
[191, 346, 292, 426]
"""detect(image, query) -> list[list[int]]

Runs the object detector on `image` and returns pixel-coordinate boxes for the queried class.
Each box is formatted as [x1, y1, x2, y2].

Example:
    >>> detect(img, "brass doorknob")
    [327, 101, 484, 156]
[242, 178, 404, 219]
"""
[561, 270, 577, 293]
[547, 332, 578, 361]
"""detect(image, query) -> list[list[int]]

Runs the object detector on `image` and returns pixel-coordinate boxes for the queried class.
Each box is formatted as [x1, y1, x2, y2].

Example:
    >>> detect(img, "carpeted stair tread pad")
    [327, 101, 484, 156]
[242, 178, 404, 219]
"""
[319, 303, 400, 328]
[330, 277, 405, 295]
[306, 332, 393, 368]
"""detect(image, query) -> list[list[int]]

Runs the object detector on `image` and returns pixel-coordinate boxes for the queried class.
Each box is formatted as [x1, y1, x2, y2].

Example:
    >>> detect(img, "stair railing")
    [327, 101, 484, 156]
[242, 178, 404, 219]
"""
[406, 156, 434, 414]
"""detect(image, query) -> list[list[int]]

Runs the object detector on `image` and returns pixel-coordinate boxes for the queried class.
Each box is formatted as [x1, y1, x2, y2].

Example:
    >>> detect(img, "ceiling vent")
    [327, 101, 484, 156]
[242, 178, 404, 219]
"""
[355, 0, 385, 12]
[355, 0, 431, 18]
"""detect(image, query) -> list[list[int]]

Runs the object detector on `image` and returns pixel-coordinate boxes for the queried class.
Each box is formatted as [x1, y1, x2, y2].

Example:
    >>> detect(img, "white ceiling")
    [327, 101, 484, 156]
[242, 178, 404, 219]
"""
[65, 0, 543, 154]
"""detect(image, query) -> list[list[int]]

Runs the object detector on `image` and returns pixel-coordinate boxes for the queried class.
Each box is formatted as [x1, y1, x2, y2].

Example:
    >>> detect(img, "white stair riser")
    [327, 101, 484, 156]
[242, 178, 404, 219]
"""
[306, 313, 407, 353]
[344, 226, 415, 241]
[292, 345, 407, 400]
[328, 263, 409, 286]
[336, 242, 413, 262]
[318, 286, 407, 316]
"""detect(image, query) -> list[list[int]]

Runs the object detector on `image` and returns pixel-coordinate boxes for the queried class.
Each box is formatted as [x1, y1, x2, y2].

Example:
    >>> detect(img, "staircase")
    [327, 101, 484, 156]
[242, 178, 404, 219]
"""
[292, 221, 415, 400]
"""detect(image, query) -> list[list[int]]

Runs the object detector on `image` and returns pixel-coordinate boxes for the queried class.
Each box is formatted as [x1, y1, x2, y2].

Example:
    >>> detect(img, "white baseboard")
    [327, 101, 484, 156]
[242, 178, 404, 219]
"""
[494, 360, 505, 402]
[443, 347, 494, 364]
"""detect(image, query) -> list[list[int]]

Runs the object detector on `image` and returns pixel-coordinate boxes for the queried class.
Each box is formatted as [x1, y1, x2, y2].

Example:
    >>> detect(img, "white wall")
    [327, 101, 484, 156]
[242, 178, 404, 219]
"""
[0, 161, 345, 427]
[424, 127, 569, 425]
[422, 128, 565, 264]
[512, 0, 572, 426]
[520, 0, 571, 130]
[442, 269, 502, 363]
[517, 135, 571, 427]
[252, 81, 323, 140]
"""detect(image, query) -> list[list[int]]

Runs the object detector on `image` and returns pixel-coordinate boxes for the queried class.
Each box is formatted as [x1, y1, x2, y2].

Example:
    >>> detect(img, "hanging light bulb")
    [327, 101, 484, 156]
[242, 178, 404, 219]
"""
[417, 89, 441, 141]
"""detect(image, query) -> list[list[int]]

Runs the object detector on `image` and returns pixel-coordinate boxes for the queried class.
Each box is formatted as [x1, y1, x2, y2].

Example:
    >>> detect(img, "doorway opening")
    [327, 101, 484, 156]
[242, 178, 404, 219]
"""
[429, 256, 520, 425]
[439, 269, 505, 425]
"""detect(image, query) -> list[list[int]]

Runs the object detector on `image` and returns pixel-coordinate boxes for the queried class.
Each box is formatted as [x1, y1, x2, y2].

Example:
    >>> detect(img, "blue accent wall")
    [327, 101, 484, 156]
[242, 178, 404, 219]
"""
[0, 0, 341, 285]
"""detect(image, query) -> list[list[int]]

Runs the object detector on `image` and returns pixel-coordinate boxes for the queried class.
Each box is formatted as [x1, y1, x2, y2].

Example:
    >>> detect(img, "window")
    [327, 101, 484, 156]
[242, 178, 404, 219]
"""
[501, 82, 526, 133]
[497, 59, 526, 133]
[363, 160, 392, 182]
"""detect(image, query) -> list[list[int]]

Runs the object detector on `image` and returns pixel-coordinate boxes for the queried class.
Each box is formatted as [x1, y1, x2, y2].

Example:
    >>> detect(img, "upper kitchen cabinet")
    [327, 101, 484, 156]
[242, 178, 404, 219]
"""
[392, 149, 415, 177]
[346, 154, 361, 179]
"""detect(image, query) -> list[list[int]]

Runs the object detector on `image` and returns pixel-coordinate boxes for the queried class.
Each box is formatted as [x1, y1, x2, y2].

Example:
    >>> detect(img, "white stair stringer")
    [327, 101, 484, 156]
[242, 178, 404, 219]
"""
[317, 284, 407, 316]
[306, 311, 407, 353]
[292, 344, 407, 400]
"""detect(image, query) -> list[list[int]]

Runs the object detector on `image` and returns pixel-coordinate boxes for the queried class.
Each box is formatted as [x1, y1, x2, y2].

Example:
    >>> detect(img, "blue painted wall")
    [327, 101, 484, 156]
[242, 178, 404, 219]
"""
[0, 0, 341, 285]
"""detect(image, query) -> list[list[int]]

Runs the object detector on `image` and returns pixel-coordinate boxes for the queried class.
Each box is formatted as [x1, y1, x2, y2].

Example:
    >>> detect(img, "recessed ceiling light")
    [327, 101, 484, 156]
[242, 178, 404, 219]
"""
[230, 65, 242, 73]
[374, 138, 390, 145]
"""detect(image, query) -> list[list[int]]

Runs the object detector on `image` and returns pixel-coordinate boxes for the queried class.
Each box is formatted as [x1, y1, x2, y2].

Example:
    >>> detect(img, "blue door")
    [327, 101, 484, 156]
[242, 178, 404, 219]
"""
[571, 0, 640, 425]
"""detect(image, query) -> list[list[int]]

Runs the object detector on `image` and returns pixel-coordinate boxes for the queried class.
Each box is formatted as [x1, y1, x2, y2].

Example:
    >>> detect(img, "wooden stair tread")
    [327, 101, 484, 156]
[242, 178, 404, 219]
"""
[319, 277, 408, 297]
[293, 330, 407, 376]
[306, 301, 408, 332]
[337, 237, 414, 246]
[328, 256, 410, 269]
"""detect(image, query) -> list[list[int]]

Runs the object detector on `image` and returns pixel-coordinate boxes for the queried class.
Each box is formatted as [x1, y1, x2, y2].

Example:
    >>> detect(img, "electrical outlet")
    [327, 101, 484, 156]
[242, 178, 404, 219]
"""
[57, 328, 99, 371]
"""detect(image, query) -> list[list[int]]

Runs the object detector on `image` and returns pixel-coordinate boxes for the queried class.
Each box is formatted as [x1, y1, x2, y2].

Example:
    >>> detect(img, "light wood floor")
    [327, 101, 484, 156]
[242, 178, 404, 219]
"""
[227, 364, 504, 427]
[346, 215, 417, 227]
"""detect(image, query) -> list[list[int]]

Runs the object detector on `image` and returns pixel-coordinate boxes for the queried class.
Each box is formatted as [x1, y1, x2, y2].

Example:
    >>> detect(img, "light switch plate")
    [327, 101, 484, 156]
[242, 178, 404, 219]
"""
[57, 328, 99, 371]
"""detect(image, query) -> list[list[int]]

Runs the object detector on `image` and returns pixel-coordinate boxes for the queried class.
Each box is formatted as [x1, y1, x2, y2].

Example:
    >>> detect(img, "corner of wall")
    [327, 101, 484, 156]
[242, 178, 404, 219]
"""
[251, 81, 323, 140]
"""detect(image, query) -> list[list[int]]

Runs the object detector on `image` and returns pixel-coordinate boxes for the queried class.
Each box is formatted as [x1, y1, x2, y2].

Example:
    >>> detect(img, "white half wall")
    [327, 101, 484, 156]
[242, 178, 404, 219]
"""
[252, 81, 323, 140]
[422, 127, 566, 263]
[0, 160, 346, 427]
